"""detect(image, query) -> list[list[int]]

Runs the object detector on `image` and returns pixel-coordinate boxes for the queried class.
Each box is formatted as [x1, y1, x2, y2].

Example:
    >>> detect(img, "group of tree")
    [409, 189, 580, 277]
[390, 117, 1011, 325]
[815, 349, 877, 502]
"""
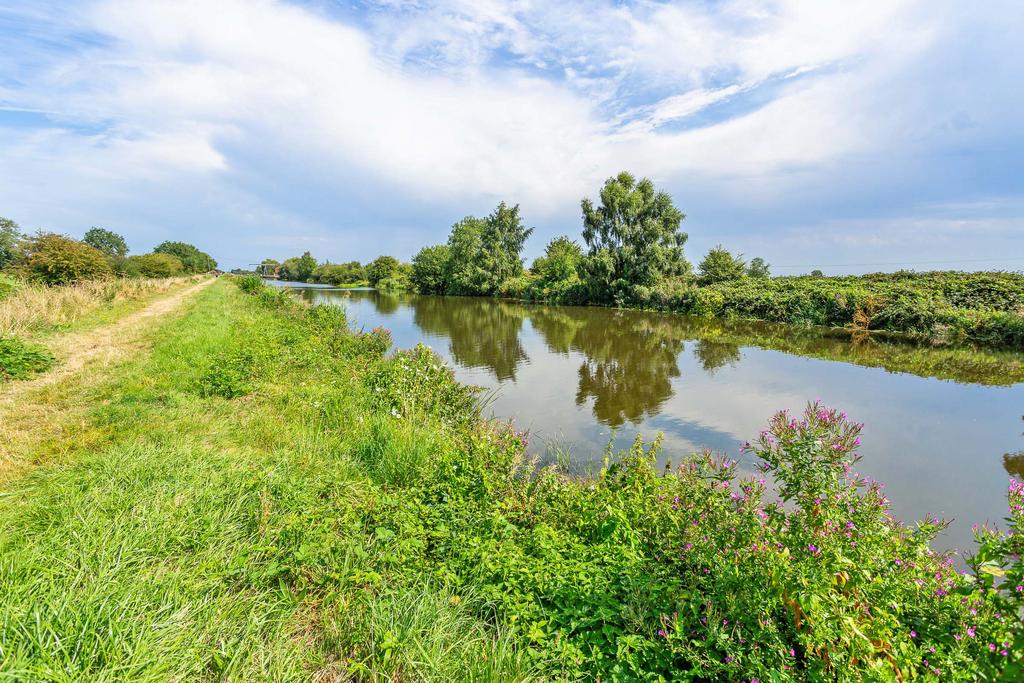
[0, 217, 217, 284]
[267, 252, 413, 290]
[409, 171, 771, 305]
[411, 202, 534, 297]
[260, 171, 780, 302]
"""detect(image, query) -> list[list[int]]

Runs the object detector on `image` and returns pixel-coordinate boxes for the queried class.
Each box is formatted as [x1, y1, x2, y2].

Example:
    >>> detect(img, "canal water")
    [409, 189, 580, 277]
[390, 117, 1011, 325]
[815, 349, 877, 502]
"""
[282, 283, 1024, 555]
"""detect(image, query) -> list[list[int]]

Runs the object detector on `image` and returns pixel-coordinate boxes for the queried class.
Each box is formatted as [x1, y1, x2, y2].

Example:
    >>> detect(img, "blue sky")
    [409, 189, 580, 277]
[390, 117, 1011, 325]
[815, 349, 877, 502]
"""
[1, 0, 1022, 273]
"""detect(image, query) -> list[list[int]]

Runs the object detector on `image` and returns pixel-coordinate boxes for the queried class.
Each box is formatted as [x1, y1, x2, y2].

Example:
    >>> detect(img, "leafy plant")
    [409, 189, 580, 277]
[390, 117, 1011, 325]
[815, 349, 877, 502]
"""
[0, 336, 54, 380]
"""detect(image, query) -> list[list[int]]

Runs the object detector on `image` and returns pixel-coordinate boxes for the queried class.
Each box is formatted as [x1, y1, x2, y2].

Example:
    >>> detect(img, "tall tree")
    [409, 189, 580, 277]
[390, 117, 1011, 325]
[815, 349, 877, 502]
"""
[445, 216, 488, 295]
[747, 256, 771, 279]
[479, 202, 533, 294]
[279, 251, 317, 282]
[581, 172, 689, 303]
[411, 245, 450, 294]
[0, 216, 22, 268]
[83, 227, 128, 258]
[532, 236, 582, 286]
[366, 255, 400, 286]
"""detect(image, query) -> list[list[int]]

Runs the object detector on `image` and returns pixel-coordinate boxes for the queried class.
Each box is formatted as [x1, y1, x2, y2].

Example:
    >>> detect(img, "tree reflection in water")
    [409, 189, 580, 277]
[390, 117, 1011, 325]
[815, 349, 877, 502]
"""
[299, 286, 1024, 434]
[1004, 416, 1024, 479]
[693, 339, 742, 374]
[411, 295, 529, 381]
[529, 307, 684, 427]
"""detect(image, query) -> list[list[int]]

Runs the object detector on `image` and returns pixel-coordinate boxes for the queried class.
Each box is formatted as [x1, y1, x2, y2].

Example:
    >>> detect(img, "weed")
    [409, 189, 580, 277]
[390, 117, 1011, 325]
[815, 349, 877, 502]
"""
[0, 336, 54, 381]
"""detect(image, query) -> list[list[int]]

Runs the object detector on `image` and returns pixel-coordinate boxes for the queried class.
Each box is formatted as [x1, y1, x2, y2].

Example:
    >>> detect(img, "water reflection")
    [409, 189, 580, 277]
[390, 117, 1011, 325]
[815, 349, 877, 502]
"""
[300, 288, 1024, 429]
[693, 339, 743, 375]
[1003, 416, 1024, 479]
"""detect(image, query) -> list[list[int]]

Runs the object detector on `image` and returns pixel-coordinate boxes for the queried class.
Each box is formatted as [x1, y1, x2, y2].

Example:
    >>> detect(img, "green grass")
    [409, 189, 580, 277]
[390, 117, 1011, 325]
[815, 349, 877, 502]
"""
[0, 278, 1019, 681]
[0, 281, 534, 681]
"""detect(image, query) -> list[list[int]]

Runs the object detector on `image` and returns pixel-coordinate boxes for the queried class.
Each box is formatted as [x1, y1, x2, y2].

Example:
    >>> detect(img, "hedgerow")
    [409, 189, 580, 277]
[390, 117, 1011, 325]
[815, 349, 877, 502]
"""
[631, 271, 1024, 348]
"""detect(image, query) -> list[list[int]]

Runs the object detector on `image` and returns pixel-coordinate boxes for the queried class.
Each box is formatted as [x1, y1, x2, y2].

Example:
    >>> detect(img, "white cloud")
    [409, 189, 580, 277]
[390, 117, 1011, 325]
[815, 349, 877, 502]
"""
[0, 0, 1021, 266]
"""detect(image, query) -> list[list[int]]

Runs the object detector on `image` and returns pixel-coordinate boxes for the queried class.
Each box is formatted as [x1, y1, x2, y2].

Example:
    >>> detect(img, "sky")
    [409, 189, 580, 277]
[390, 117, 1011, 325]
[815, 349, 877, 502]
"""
[0, 0, 1022, 273]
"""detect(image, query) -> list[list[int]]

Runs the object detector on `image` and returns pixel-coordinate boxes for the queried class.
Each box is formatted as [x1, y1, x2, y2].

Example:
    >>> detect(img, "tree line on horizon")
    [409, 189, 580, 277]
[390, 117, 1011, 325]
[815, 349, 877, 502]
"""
[0, 217, 217, 284]
[262, 172, 771, 306]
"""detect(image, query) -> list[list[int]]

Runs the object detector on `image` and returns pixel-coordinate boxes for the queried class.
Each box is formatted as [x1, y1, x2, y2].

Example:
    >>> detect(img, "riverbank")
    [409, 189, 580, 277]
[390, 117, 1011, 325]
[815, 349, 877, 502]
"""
[1, 276, 1020, 680]
[507, 270, 1024, 351]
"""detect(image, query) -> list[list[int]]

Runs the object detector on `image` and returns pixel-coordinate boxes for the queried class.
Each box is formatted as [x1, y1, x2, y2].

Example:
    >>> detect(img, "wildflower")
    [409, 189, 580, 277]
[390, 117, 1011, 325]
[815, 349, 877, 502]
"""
[910, 630, 917, 639]
[967, 626, 976, 638]
[657, 629, 667, 638]
[989, 643, 997, 651]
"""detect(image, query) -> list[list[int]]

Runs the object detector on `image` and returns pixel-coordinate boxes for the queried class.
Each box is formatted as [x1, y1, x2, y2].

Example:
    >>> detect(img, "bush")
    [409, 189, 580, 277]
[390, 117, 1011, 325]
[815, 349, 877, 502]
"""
[0, 336, 54, 381]
[698, 245, 747, 285]
[376, 275, 408, 292]
[25, 234, 113, 284]
[364, 343, 479, 428]
[127, 253, 184, 278]
[638, 271, 1024, 348]
[197, 333, 276, 399]
[0, 274, 20, 300]
[237, 274, 264, 294]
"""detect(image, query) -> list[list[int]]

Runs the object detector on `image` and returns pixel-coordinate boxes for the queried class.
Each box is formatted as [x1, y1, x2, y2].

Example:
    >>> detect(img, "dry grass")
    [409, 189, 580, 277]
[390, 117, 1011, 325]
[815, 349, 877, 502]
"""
[0, 275, 206, 338]
[0, 277, 215, 481]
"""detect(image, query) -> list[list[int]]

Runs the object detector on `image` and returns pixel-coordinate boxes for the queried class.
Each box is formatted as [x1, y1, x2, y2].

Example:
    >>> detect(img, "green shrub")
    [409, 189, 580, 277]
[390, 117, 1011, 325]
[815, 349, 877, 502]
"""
[153, 241, 217, 273]
[0, 273, 20, 300]
[0, 336, 54, 381]
[237, 274, 264, 294]
[127, 253, 184, 278]
[638, 271, 1024, 348]
[364, 343, 479, 428]
[25, 234, 113, 284]
[376, 275, 408, 292]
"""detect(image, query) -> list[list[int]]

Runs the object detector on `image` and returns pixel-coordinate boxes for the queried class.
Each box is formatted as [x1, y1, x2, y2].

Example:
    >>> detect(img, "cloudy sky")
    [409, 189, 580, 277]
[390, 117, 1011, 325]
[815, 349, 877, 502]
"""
[1, 0, 1022, 272]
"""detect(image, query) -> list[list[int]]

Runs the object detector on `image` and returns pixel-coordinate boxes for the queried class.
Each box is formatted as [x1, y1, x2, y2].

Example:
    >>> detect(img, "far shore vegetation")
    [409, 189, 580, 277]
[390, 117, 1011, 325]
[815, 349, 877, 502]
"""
[253, 172, 1024, 350]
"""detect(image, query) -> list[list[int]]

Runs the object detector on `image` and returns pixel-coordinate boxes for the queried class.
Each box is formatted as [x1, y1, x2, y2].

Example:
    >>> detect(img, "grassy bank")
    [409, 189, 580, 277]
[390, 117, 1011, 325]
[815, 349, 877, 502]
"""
[624, 271, 1024, 349]
[0, 277, 1020, 681]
